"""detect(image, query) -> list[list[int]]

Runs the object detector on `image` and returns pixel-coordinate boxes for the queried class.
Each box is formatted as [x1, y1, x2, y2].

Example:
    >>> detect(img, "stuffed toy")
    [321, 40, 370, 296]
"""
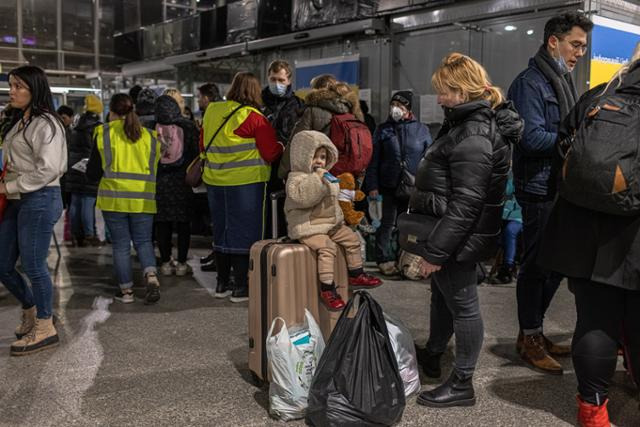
[337, 172, 365, 226]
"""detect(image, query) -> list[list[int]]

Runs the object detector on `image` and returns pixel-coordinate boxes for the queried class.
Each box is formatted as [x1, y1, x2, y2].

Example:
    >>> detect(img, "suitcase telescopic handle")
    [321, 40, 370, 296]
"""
[270, 190, 286, 239]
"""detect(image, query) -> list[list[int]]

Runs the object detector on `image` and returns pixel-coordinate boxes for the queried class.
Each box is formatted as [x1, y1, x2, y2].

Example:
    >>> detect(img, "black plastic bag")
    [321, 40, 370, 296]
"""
[306, 291, 406, 427]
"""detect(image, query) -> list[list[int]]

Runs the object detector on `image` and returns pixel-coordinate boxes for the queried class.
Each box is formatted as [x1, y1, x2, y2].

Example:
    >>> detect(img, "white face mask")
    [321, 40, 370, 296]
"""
[390, 106, 404, 122]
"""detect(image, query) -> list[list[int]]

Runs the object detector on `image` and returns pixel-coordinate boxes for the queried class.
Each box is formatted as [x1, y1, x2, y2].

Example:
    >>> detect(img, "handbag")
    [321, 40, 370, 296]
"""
[397, 211, 438, 259]
[394, 136, 415, 201]
[185, 104, 246, 187]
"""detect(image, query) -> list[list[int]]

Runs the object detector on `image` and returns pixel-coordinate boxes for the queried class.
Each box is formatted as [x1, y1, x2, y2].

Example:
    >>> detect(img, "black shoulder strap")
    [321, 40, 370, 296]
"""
[203, 104, 246, 153]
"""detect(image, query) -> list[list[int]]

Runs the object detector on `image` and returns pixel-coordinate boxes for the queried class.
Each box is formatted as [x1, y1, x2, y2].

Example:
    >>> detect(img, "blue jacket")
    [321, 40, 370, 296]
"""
[364, 117, 431, 192]
[507, 58, 560, 197]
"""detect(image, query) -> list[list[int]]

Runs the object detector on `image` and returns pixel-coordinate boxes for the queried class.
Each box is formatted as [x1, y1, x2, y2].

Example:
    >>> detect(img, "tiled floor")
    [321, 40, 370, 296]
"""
[0, 241, 638, 426]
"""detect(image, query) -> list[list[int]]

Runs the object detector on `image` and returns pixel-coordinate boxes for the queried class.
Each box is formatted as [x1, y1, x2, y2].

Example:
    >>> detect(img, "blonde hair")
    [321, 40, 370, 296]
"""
[602, 42, 640, 95]
[164, 88, 186, 115]
[431, 53, 504, 109]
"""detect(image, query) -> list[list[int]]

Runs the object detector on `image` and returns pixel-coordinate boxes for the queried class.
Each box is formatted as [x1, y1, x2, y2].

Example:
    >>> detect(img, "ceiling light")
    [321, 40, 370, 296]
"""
[527, 29, 534, 35]
[504, 25, 517, 32]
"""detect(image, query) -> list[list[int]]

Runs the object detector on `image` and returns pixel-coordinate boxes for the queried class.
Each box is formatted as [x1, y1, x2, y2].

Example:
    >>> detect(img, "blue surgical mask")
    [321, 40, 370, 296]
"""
[268, 82, 288, 97]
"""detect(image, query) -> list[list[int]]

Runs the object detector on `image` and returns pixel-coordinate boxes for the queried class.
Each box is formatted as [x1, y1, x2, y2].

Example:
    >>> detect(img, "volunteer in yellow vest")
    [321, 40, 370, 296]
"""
[87, 93, 162, 305]
[202, 72, 283, 302]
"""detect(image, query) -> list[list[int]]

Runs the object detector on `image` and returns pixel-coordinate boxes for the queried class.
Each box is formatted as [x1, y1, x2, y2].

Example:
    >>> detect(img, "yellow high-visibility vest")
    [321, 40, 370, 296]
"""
[95, 120, 160, 214]
[202, 100, 271, 186]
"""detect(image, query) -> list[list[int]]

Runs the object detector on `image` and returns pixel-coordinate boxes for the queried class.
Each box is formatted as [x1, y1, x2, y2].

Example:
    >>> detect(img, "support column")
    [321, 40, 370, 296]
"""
[17, 0, 24, 63]
[57, 0, 63, 69]
[94, 0, 101, 70]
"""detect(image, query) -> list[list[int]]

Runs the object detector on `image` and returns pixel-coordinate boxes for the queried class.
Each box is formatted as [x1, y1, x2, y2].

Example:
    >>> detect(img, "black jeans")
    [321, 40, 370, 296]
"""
[425, 261, 484, 378]
[215, 253, 249, 289]
[515, 195, 563, 333]
[571, 278, 640, 405]
[375, 189, 408, 263]
[155, 221, 191, 263]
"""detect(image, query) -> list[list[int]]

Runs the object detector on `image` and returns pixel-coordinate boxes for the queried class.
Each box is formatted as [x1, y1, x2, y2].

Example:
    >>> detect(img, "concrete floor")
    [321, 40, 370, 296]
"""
[0, 241, 638, 427]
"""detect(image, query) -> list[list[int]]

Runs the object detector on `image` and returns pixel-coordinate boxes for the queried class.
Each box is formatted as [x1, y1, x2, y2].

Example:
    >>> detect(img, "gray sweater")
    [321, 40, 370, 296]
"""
[3, 114, 67, 196]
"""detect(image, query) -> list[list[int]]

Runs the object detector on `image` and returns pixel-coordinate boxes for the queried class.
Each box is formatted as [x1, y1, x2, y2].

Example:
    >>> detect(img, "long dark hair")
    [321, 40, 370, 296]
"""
[8, 65, 63, 142]
[109, 94, 142, 142]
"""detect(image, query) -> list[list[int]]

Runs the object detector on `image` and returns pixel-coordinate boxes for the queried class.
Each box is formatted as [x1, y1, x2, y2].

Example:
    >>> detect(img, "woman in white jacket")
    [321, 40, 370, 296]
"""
[0, 66, 67, 356]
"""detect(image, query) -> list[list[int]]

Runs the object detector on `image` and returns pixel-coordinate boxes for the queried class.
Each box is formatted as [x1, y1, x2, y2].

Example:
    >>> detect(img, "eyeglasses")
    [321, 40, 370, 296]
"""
[558, 37, 588, 54]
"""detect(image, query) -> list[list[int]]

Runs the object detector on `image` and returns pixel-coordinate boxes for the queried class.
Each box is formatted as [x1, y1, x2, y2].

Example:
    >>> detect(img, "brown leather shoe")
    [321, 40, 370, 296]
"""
[543, 334, 571, 357]
[520, 333, 563, 375]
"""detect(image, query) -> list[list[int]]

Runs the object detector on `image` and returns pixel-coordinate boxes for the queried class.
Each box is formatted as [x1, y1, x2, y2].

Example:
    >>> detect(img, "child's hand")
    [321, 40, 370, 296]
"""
[314, 167, 327, 178]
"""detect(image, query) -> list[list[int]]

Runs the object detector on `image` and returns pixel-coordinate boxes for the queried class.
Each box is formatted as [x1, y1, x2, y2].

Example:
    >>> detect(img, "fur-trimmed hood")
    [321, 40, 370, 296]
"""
[304, 88, 364, 121]
[289, 130, 338, 174]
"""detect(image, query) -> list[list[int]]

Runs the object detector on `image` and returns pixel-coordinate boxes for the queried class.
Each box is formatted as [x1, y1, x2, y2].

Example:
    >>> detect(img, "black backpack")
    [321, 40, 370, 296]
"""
[559, 94, 640, 216]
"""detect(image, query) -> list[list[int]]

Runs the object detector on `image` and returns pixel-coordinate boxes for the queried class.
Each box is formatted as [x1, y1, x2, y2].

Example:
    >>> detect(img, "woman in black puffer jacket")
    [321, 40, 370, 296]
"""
[412, 53, 523, 409]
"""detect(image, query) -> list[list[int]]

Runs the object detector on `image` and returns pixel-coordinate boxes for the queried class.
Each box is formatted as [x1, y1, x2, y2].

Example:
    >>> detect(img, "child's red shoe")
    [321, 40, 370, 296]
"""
[349, 273, 383, 289]
[320, 290, 346, 311]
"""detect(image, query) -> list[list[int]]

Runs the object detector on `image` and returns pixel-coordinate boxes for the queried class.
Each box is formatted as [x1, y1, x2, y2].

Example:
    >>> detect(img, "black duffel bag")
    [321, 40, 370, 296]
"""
[306, 291, 406, 427]
[397, 211, 438, 259]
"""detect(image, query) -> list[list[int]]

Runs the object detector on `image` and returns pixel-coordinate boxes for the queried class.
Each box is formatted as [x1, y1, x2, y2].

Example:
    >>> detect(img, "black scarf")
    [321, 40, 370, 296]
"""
[534, 45, 578, 120]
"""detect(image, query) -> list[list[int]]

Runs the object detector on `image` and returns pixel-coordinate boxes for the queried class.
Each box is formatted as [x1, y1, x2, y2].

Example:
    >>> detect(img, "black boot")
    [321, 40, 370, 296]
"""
[416, 371, 476, 408]
[416, 347, 443, 378]
[490, 264, 513, 284]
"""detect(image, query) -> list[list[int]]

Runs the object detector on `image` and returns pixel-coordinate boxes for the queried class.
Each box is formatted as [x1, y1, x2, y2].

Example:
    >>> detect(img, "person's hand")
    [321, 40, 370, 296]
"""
[369, 190, 379, 198]
[314, 167, 327, 178]
[419, 259, 442, 277]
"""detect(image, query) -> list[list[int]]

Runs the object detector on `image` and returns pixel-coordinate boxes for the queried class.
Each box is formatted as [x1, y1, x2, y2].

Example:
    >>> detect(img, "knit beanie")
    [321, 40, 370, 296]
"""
[136, 88, 158, 116]
[391, 90, 413, 110]
[84, 94, 104, 114]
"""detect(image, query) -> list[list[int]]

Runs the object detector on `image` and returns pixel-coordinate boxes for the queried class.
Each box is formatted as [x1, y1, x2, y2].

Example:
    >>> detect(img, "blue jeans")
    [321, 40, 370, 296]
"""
[0, 187, 63, 319]
[515, 195, 563, 333]
[69, 193, 96, 237]
[102, 212, 156, 290]
[502, 220, 523, 266]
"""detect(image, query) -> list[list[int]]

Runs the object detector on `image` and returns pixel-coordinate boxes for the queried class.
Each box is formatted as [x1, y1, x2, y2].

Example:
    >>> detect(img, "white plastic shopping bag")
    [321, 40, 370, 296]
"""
[385, 313, 421, 397]
[266, 309, 326, 421]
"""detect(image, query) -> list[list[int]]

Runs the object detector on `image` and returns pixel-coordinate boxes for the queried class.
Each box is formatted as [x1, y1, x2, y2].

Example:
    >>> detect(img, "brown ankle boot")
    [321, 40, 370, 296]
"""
[543, 334, 571, 356]
[577, 395, 610, 427]
[520, 333, 563, 375]
[10, 317, 59, 356]
[15, 306, 36, 339]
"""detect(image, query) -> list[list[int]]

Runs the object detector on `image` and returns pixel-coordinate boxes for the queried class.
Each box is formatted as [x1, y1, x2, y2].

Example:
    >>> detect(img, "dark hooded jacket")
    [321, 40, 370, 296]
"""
[154, 95, 199, 223]
[262, 85, 304, 144]
[538, 61, 640, 291]
[278, 88, 362, 179]
[65, 112, 102, 195]
[409, 100, 523, 265]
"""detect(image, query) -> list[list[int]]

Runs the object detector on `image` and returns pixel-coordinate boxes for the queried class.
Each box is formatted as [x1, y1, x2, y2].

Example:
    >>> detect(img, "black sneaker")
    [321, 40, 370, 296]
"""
[229, 286, 248, 303]
[144, 274, 161, 305]
[201, 259, 217, 272]
[200, 251, 215, 265]
[215, 280, 233, 299]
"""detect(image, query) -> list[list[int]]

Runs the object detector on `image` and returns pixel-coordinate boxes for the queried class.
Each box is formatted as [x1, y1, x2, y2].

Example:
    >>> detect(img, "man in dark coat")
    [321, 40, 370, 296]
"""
[66, 95, 103, 246]
[507, 12, 593, 375]
[261, 59, 304, 238]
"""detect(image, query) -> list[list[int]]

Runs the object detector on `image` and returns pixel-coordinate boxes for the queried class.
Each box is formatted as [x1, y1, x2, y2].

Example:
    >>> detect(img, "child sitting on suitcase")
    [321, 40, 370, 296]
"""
[284, 130, 382, 310]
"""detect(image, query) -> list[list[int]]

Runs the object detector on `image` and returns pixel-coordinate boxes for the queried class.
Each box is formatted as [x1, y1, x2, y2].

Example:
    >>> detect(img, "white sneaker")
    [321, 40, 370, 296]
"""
[175, 262, 192, 276]
[114, 289, 135, 304]
[160, 262, 174, 276]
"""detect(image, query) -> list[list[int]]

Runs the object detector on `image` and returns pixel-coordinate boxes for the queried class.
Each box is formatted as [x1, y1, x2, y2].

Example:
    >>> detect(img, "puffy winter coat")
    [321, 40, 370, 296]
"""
[65, 112, 102, 195]
[285, 131, 344, 240]
[364, 116, 432, 192]
[278, 88, 362, 179]
[409, 100, 523, 265]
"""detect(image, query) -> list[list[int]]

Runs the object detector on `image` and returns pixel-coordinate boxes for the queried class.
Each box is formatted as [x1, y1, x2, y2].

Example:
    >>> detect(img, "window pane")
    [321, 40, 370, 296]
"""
[0, 0, 18, 48]
[100, 0, 115, 56]
[22, 0, 57, 50]
[62, 0, 94, 53]
[64, 53, 95, 71]
[23, 49, 58, 69]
